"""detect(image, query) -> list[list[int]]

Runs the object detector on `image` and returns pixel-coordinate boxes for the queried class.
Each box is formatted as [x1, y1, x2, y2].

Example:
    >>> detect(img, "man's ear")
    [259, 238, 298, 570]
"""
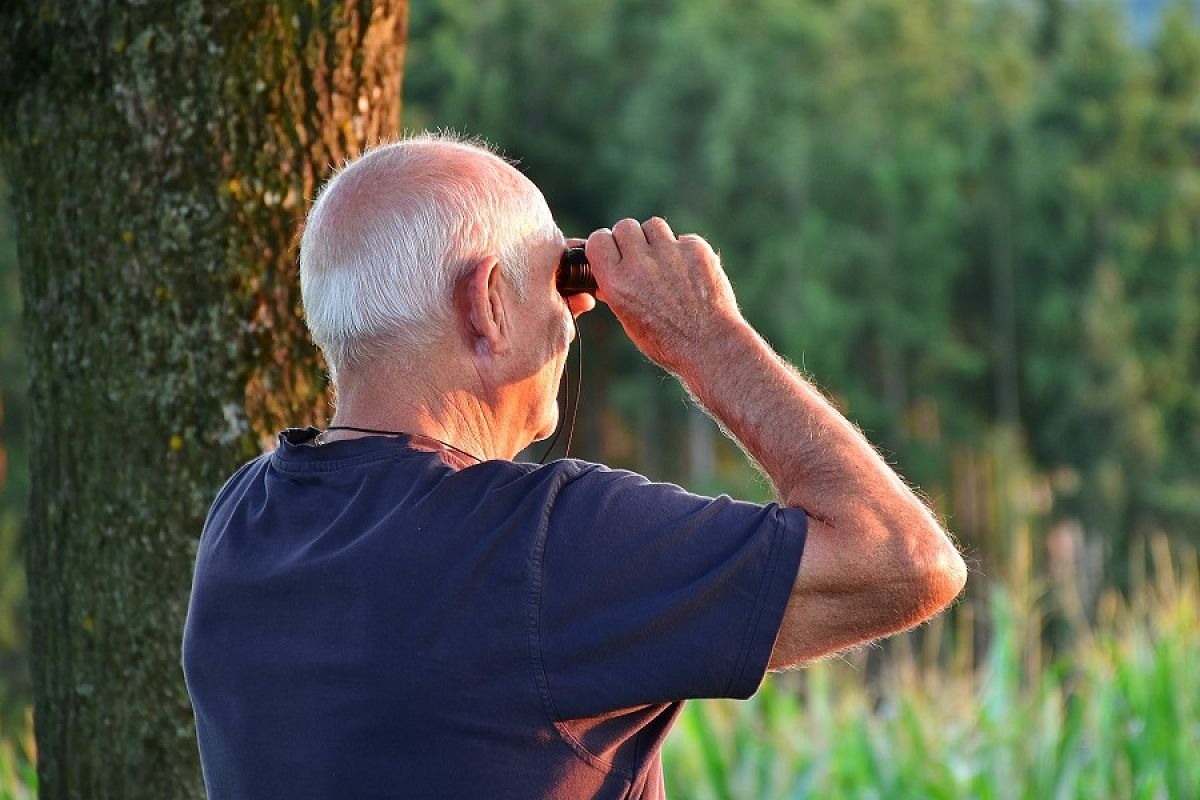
[454, 257, 511, 356]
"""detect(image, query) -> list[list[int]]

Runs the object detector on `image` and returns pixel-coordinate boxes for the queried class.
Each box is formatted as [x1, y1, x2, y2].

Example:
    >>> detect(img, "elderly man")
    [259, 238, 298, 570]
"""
[182, 133, 966, 799]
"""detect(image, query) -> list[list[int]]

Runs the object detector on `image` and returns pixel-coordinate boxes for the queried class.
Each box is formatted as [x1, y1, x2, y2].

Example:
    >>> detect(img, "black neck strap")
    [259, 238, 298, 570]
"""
[322, 426, 484, 464]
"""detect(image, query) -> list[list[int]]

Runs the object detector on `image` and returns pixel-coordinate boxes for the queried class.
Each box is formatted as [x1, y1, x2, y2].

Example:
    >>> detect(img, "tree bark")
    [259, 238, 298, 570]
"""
[0, 1, 408, 796]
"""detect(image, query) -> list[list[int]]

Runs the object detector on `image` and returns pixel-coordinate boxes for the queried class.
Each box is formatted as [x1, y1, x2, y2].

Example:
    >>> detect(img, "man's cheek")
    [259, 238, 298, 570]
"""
[559, 309, 575, 350]
[547, 309, 571, 354]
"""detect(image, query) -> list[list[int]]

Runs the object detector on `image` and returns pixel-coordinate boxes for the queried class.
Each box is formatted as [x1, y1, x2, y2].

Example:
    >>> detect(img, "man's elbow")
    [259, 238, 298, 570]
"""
[767, 517, 967, 669]
[895, 525, 967, 625]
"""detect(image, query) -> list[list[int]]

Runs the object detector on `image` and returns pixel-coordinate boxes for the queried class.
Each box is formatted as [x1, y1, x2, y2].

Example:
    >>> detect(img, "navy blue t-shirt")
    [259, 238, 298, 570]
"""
[182, 428, 808, 799]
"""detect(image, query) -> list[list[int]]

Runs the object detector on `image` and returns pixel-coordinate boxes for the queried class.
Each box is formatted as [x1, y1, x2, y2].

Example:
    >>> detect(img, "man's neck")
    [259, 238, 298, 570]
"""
[327, 369, 526, 462]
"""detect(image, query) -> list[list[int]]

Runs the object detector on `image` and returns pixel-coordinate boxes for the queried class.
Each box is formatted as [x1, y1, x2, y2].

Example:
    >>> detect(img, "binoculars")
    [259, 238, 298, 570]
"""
[557, 247, 597, 296]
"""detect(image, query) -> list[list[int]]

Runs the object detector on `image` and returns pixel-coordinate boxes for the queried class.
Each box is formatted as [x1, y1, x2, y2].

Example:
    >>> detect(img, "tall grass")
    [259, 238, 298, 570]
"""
[664, 536, 1199, 799]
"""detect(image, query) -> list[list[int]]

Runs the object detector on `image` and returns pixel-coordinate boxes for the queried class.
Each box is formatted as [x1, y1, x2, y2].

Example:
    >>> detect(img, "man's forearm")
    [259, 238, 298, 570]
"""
[675, 317, 937, 531]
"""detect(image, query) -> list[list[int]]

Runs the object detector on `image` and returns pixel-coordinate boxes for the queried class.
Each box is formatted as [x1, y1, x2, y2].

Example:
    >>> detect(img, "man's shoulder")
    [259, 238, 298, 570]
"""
[491, 456, 650, 491]
[441, 457, 687, 518]
[201, 450, 272, 527]
[213, 450, 272, 502]
[453, 456, 607, 497]
[502, 456, 605, 478]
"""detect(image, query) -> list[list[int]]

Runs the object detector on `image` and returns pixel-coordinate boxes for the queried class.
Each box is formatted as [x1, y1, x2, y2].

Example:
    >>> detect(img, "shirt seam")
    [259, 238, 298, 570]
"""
[271, 448, 422, 473]
[271, 447, 538, 476]
[527, 463, 636, 782]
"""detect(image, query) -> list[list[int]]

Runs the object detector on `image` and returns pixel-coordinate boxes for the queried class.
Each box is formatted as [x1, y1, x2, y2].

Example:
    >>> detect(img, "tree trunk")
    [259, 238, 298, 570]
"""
[0, 2, 408, 796]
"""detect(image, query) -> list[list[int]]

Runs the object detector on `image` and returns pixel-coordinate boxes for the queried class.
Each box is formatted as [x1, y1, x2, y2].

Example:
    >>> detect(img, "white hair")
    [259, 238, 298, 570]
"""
[299, 132, 559, 381]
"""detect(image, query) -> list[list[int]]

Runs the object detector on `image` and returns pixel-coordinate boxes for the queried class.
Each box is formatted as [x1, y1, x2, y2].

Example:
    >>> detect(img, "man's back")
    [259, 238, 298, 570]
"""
[182, 428, 807, 799]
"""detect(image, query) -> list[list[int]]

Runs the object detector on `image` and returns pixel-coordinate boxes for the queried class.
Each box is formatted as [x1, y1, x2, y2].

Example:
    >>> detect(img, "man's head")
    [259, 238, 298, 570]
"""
[297, 133, 592, 455]
[300, 132, 563, 379]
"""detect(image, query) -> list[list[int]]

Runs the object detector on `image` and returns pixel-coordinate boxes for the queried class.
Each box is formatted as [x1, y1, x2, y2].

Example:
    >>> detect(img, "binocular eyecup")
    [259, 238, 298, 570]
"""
[557, 247, 597, 296]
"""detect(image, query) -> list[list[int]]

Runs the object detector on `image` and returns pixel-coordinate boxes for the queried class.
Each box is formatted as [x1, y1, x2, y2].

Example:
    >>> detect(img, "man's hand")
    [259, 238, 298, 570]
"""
[585, 218, 741, 373]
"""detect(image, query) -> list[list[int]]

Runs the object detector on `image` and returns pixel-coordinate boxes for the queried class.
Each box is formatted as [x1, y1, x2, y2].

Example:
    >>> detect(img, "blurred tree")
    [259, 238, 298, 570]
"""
[1139, 3, 1200, 532]
[0, 1, 408, 796]
[1019, 0, 1200, 556]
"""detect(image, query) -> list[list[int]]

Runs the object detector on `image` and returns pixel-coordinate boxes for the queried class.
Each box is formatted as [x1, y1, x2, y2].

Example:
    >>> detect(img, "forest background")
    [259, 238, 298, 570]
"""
[1, 0, 1198, 797]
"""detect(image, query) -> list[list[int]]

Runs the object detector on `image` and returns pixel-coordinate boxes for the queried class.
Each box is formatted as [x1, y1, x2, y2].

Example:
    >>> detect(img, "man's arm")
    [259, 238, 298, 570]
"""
[586, 218, 967, 669]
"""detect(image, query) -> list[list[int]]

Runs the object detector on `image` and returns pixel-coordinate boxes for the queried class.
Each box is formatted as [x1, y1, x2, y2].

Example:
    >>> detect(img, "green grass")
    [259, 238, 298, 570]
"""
[664, 537, 1199, 799]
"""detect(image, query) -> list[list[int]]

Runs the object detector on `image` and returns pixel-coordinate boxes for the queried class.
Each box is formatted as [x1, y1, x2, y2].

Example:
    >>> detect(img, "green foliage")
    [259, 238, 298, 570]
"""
[663, 536, 1200, 798]
[0, 708, 35, 800]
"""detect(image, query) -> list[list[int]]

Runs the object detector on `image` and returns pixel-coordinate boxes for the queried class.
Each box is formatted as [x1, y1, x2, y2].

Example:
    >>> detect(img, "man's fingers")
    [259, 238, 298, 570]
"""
[611, 217, 648, 259]
[586, 228, 621, 268]
[587, 219, 706, 305]
[566, 291, 596, 317]
[642, 216, 675, 243]
[679, 233, 717, 258]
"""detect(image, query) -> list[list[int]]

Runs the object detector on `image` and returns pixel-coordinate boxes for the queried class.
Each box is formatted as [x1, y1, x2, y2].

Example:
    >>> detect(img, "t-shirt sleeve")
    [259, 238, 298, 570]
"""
[534, 464, 808, 720]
